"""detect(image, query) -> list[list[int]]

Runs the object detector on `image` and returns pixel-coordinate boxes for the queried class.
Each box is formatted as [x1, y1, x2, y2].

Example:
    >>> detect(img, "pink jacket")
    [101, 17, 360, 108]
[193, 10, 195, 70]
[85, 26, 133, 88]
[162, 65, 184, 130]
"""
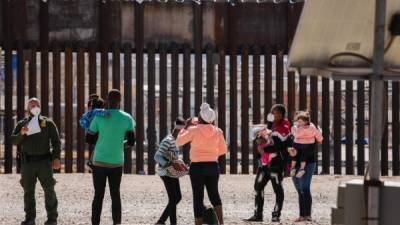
[291, 123, 323, 144]
[176, 124, 227, 163]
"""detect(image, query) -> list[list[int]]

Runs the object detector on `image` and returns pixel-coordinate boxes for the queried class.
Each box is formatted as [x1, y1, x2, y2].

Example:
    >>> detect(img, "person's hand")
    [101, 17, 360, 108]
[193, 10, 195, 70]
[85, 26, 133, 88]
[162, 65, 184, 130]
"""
[52, 159, 61, 170]
[288, 148, 297, 157]
[172, 162, 180, 170]
[21, 126, 29, 135]
[259, 129, 272, 139]
[172, 162, 186, 171]
[257, 146, 265, 155]
[182, 164, 189, 172]
[185, 118, 194, 129]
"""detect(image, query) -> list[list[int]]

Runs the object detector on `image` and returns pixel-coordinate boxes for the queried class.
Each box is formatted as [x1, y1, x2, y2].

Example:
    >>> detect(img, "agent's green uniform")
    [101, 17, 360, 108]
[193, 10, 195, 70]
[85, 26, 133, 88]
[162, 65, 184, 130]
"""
[11, 115, 61, 222]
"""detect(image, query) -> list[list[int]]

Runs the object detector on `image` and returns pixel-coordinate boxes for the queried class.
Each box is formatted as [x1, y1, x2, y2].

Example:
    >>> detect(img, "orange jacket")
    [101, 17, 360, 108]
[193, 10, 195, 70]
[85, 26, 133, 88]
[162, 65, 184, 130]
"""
[176, 124, 227, 163]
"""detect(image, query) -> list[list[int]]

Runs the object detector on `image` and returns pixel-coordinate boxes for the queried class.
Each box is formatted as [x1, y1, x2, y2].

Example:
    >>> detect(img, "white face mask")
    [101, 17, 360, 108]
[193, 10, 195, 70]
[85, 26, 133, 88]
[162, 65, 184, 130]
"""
[267, 113, 275, 122]
[30, 107, 41, 117]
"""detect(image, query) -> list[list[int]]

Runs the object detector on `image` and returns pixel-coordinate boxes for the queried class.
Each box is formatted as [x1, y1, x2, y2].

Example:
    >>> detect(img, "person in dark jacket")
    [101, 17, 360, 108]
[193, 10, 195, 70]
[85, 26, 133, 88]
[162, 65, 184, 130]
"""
[245, 104, 291, 223]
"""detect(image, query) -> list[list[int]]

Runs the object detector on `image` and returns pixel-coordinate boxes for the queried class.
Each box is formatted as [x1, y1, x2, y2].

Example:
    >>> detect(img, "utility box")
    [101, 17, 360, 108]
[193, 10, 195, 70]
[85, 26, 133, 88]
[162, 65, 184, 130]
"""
[331, 184, 346, 225]
[331, 179, 400, 225]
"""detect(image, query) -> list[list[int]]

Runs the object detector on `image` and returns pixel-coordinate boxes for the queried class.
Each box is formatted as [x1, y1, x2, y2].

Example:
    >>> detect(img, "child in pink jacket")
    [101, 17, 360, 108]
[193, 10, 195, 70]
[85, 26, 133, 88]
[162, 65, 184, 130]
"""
[290, 111, 323, 178]
[252, 125, 276, 166]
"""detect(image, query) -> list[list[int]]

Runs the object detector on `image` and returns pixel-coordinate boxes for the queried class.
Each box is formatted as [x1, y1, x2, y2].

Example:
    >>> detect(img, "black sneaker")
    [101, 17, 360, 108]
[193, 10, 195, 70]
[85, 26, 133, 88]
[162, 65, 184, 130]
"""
[244, 214, 263, 222]
[20, 220, 35, 225]
[44, 219, 57, 225]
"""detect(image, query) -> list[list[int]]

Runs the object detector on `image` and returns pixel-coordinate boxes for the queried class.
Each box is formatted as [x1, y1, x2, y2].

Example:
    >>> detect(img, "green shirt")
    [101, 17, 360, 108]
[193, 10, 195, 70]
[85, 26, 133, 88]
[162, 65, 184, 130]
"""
[89, 109, 135, 166]
[11, 116, 61, 160]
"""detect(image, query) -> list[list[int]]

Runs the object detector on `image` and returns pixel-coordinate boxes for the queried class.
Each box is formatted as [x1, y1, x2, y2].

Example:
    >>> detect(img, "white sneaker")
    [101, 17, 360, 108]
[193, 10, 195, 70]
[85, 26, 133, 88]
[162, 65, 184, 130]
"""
[290, 168, 297, 177]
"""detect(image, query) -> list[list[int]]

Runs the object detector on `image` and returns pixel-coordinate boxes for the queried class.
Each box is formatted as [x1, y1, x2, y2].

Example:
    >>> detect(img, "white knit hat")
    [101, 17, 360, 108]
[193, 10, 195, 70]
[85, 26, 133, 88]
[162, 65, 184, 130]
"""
[251, 124, 268, 140]
[199, 103, 216, 123]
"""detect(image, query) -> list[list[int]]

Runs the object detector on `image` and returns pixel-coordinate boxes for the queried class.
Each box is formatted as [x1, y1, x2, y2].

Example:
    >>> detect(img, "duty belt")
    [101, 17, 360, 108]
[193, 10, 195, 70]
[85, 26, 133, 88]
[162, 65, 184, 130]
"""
[25, 154, 52, 163]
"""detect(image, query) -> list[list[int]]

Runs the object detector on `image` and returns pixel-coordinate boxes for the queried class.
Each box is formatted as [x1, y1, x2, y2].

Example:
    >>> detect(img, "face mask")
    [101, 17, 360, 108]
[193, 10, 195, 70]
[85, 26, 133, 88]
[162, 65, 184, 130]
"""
[267, 113, 275, 122]
[30, 107, 41, 116]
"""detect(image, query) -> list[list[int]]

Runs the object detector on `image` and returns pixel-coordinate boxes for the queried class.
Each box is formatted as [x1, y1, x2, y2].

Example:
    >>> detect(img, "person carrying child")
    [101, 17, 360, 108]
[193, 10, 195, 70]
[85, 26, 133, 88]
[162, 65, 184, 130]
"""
[246, 104, 291, 223]
[86, 89, 136, 225]
[154, 117, 188, 225]
[289, 111, 323, 222]
[289, 111, 323, 178]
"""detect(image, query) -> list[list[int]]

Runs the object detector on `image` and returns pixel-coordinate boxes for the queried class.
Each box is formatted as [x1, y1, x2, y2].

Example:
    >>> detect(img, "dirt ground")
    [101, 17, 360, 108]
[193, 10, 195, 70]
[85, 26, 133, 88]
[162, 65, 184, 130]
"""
[0, 174, 399, 225]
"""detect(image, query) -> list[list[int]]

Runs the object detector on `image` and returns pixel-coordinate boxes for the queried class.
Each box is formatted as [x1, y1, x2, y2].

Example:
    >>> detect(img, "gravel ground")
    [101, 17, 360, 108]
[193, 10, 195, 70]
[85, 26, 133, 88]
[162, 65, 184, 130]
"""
[0, 174, 399, 225]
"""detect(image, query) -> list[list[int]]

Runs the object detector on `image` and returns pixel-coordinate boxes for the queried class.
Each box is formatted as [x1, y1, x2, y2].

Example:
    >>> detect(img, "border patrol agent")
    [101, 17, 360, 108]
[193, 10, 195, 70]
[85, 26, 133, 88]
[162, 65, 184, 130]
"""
[11, 98, 61, 225]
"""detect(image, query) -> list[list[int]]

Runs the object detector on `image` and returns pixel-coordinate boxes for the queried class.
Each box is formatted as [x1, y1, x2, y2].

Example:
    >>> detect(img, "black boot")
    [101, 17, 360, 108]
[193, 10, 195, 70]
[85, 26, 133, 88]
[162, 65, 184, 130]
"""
[244, 211, 263, 222]
[271, 216, 280, 222]
[271, 210, 281, 223]
[44, 219, 57, 225]
[20, 220, 35, 225]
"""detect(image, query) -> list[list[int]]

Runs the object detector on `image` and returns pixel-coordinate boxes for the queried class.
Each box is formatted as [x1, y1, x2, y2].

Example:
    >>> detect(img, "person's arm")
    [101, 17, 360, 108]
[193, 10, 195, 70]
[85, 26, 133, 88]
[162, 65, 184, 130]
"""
[48, 120, 61, 160]
[264, 136, 284, 153]
[313, 124, 324, 143]
[154, 152, 169, 167]
[291, 125, 298, 138]
[86, 133, 98, 145]
[11, 121, 26, 145]
[176, 128, 195, 146]
[154, 140, 171, 167]
[86, 117, 99, 145]
[125, 117, 136, 146]
[126, 131, 135, 146]
[217, 130, 227, 156]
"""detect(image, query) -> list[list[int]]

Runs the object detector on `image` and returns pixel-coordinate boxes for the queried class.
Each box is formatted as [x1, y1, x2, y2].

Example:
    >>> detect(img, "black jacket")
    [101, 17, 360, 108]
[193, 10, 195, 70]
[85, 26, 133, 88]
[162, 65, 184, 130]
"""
[263, 136, 292, 173]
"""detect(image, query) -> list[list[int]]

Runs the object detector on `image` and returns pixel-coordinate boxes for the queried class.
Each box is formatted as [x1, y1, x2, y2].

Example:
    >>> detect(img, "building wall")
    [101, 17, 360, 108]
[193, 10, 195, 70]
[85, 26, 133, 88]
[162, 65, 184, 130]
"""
[0, 1, 303, 52]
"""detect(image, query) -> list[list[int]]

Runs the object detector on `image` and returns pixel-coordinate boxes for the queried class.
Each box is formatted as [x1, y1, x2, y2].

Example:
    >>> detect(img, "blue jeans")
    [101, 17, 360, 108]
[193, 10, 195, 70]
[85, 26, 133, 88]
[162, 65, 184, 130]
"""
[291, 162, 316, 217]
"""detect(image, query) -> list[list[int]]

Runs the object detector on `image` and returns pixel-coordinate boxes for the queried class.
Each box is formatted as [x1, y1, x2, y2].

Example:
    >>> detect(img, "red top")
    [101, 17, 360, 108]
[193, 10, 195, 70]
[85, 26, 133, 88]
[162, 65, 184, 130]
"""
[271, 118, 291, 141]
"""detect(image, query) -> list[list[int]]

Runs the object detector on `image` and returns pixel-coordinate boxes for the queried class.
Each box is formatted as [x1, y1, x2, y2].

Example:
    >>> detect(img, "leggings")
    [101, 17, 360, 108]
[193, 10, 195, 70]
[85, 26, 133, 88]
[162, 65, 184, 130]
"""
[157, 176, 182, 225]
[189, 162, 222, 218]
[253, 166, 284, 218]
[91, 166, 122, 225]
